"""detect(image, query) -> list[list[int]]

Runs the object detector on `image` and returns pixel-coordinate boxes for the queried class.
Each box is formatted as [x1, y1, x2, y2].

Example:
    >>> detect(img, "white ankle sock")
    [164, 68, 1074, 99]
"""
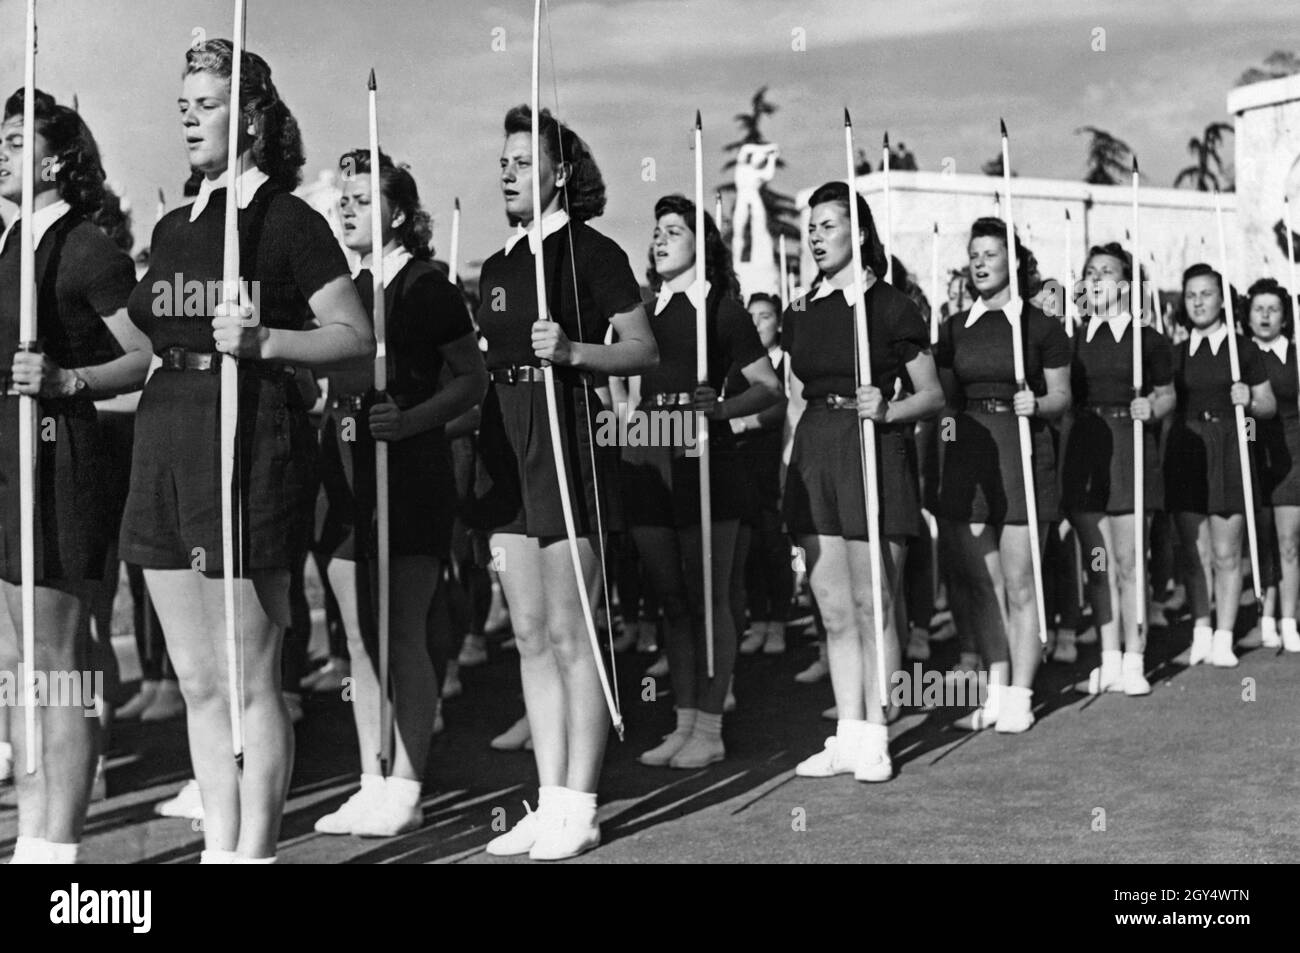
[1283, 618, 1298, 637]
[46, 841, 79, 864]
[1261, 617, 1278, 637]
[1214, 628, 1234, 643]
[695, 711, 722, 740]
[12, 836, 50, 864]
[537, 785, 563, 814]
[836, 718, 868, 745]
[983, 682, 1005, 717]
[1193, 624, 1213, 641]
[1005, 685, 1033, 713]
[675, 708, 698, 735]
[1122, 650, 1145, 669]
[385, 776, 422, 809]
[359, 773, 385, 793]
[199, 849, 237, 864]
[861, 722, 888, 751]
[553, 787, 598, 824]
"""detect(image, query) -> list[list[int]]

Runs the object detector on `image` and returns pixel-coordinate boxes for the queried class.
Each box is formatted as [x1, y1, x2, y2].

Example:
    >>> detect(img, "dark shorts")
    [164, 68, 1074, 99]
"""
[621, 410, 745, 528]
[0, 395, 111, 585]
[1164, 415, 1259, 516]
[783, 403, 921, 540]
[118, 369, 315, 576]
[1257, 414, 1300, 508]
[317, 399, 455, 561]
[1061, 409, 1164, 514]
[934, 408, 1059, 525]
[471, 379, 621, 540]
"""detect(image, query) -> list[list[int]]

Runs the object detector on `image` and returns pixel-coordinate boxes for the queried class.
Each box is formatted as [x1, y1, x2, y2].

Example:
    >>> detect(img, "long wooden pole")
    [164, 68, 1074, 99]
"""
[695, 113, 715, 677]
[1131, 159, 1146, 641]
[1285, 197, 1299, 414]
[1063, 209, 1075, 337]
[18, 0, 39, 775]
[448, 197, 461, 286]
[220, 0, 247, 767]
[1001, 120, 1047, 644]
[846, 110, 889, 707]
[929, 222, 940, 345]
[778, 234, 789, 311]
[367, 69, 393, 777]
[881, 132, 893, 285]
[531, 0, 622, 734]
[1215, 189, 1262, 599]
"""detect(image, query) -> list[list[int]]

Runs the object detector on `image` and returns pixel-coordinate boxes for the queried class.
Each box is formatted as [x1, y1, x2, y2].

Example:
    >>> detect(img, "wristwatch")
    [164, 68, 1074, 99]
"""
[63, 369, 88, 397]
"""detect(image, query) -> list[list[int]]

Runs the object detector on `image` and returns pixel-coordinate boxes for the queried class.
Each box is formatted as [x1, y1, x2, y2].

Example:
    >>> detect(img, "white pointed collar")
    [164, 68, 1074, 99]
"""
[654, 278, 710, 316]
[1085, 312, 1132, 343]
[767, 344, 785, 370]
[505, 208, 569, 255]
[188, 165, 270, 222]
[1189, 323, 1228, 357]
[0, 198, 70, 256]
[353, 244, 413, 282]
[1256, 336, 1289, 361]
[964, 295, 1023, 328]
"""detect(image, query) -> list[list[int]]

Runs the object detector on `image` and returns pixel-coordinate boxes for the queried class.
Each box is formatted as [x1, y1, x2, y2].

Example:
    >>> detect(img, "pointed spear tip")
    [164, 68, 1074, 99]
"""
[1000, 117, 1008, 137]
[454, 196, 460, 211]
[1065, 208, 1071, 221]
[843, 107, 852, 127]
[933, 221, 939, 233]
[694, 109, 702, 129]
[1133, 156, 1140, 175]
[883, 131, 889, 149]
[158, 187, 165, 203]
[367, 68, 377, 91]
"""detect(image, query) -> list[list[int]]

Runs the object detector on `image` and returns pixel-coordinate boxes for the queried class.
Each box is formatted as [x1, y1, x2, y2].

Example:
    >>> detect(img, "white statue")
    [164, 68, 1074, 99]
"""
[731, 142, 781, 298]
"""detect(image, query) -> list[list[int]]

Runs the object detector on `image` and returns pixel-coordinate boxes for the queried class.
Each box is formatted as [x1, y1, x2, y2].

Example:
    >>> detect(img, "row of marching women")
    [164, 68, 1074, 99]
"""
[5, 32, 1300, 867]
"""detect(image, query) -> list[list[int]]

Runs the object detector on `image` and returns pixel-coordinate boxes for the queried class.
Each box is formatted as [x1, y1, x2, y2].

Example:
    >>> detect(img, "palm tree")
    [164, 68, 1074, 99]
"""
[1174, 122, 1234, 191]
[1238, 50, 1300, 86]
[718, 86, 800, 247]
[1074, 126, 1132, 185]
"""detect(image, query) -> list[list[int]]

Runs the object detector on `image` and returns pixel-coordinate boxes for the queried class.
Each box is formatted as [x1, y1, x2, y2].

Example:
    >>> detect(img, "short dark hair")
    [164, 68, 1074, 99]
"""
[645, 193, 739, 299]
[4, 87, 107, 218]
[1084, 242, 1133, 282]
[807, 180, 888, 278]
[185, 39, 304, 191]
[747, 292, 781, 312]
[1178, 263, 1237, 329]
[1247, 276, 1293, 337]
[339, 148, 434, 261]
[504, 104, 605, 222]
[968, 216, 1039, 298]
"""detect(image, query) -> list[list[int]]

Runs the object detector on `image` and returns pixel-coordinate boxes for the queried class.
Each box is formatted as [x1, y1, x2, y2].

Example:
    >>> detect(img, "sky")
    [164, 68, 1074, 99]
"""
[0, 0, 1292, 271]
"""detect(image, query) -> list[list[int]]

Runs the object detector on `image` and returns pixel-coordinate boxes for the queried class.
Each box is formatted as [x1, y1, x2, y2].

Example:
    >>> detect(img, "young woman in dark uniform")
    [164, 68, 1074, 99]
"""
[622, 195, 782, 769]
[117, 41, 373, 864]
[1165, 264, 1275, 668]
[475, 106, 656, 861]
[0, 90, 152, 863]
[934, 217, 1071, 734]
[736, 293, 791, 658]
[312, 150, 486, 838]
[1062, 244, 1175, 695]
[784, 182, 943, 781]
[1245, 278, 1300, 652]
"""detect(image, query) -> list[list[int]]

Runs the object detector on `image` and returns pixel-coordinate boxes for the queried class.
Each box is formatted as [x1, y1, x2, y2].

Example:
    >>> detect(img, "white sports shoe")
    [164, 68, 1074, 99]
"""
[485, 804, 541, 857]
[314, 779, 386, 835]
[155, 779, 204, 820]
[528, 809, 600, 861]
[795, 737, 857, 778]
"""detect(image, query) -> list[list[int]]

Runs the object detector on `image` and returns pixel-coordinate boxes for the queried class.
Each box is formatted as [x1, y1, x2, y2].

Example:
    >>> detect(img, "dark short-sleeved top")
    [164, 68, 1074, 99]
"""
[1071, 320, 1173, 405]
[641, 289, 767, 397]
[782, 279, 929, 399]
[936, 301, 1071, 400]
[127, 183, 349, 351]
[1254, 341, 1298, 424]
[332, 260, 475, 399]
[475, 220, 641, 371]
[0, 213, 135, 366]
[1173, 332, 1267, 415]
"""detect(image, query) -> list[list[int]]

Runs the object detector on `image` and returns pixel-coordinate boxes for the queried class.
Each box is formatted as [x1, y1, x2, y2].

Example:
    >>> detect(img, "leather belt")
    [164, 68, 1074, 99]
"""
[824, 393, 857, 411]
[966, 397, 1014, 414]
[1187, 410, 1226, 423]
[489, 365, 546, 384]
[329, 394, 366, 412]
[157, 346, 293, 378]
[645, 391, 695, 408]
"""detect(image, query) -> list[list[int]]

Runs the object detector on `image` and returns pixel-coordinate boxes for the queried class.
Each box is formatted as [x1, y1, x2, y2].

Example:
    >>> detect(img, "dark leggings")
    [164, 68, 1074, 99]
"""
[744, 509, 793, 622]
[902, 522, 935, 630]
[1043, 522, 1082, 631]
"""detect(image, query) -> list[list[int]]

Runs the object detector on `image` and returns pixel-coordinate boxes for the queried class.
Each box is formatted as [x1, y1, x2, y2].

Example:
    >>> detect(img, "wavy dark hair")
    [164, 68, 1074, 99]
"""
[747, 292, 781, 312]
[968, 216, 1039, 299]
[1084, 242, 1133, 282]
[339, 149, 434, 261]
[807, 181, 888, 280]
[1178, 262, 1239, 329]
[504, 104, 605, 223]
[4, 88, 107, 217]
[1247, 277, 1293, 337]
[645, 194, 740, 299]
[185, 39, 304, 190]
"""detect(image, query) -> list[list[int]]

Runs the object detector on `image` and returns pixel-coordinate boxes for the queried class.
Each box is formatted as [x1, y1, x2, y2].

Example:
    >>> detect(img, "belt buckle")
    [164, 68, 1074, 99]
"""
[162, 346, 185, 371]
[504, 366, 518, 385]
